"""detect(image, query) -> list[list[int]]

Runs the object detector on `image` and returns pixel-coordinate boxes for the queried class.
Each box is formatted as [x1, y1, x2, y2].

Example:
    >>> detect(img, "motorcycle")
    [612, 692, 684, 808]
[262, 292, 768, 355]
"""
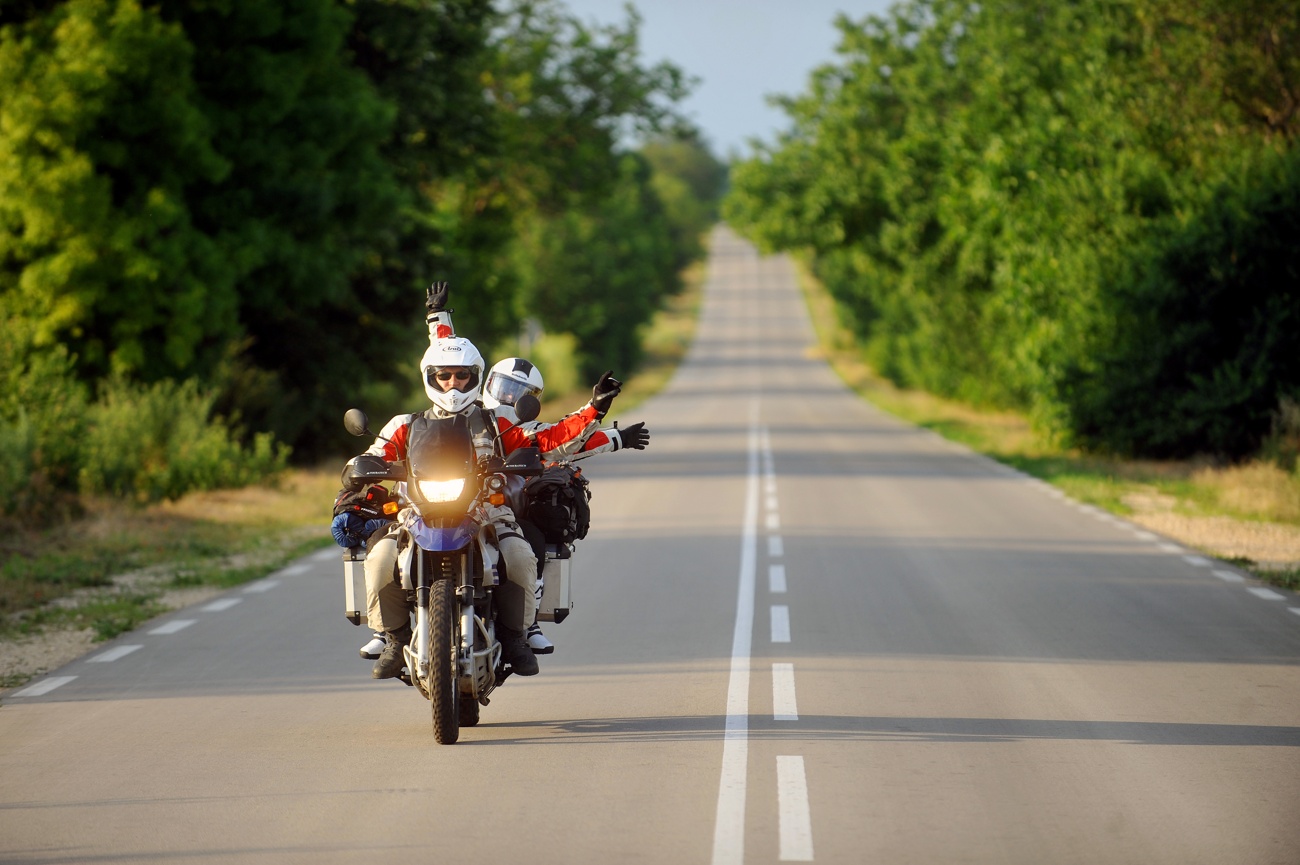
[339, 394, 573, 744]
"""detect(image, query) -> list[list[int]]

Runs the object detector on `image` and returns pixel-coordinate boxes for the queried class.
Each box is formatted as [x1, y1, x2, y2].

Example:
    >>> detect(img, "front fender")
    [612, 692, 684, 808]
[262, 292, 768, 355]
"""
[401, 510, 477, 552]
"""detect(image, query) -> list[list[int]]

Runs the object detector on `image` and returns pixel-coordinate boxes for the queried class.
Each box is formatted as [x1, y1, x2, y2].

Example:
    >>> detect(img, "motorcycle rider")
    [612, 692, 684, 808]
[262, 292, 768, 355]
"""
[341, 336, 621, 680]
[481, 356, 650, 652]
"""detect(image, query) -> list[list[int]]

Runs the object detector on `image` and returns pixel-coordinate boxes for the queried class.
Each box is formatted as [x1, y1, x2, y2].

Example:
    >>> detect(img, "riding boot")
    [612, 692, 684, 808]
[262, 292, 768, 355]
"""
[371, 625, 412, 679]
[498, 625, 539, 676]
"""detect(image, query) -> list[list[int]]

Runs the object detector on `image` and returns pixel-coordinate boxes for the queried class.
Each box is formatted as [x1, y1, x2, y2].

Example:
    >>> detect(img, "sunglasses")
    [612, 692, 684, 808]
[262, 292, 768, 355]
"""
[433, 369, 471, 382]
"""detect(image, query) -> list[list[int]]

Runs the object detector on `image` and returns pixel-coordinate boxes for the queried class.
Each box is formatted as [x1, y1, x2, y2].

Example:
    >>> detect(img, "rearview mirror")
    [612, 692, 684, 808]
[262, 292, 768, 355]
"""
[344, 408, 371, 437]
[514, 394, 541, 423]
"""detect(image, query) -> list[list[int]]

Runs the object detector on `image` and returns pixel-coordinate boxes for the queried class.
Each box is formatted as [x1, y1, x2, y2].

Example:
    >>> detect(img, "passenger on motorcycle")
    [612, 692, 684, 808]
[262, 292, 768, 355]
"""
[341, 337, 608, 680]
[482, 356, 650, 653]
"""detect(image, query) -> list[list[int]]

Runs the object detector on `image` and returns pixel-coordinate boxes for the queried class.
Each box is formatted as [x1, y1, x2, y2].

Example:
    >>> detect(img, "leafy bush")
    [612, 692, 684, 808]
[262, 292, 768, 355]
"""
[77, 377, 289, 503]
[1062, 148, 1300, 459]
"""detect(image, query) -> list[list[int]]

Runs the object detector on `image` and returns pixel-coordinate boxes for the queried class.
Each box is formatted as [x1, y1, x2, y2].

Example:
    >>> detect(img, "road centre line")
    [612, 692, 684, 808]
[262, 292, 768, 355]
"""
[88, 645, 143, 663]
[772, 664, 798, 721]
[10, 675, 77, 698]
[710, 420, 760, 865]
[776, 756, 815, 861]
[771, 605, 791, 643]
[770, 564, 787, 594]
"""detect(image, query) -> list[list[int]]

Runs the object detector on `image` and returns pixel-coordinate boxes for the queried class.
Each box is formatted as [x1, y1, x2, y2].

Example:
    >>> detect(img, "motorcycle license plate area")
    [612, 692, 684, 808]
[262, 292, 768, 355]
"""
[537, 545, 573, 623]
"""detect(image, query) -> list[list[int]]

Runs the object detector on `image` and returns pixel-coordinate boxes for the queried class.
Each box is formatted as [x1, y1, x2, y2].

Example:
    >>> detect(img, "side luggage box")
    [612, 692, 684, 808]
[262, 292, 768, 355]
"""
[537, 544, 574, 623]
[344, 548, 366, 625]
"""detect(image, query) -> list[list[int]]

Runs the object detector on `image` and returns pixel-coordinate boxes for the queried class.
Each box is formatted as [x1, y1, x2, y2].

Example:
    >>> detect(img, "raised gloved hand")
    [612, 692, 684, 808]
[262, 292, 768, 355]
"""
[426, 280, 450, 313]
[617, 420, 649, 450]
[331, 512, 389, 548]
[590, 370, 622, 418]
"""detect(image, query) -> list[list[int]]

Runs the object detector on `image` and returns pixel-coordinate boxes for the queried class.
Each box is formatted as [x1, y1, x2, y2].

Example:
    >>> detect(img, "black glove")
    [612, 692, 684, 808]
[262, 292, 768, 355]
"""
[426, 281, 449, 313]
[617, 421, 649, 450]
[591, 370, 622, 418]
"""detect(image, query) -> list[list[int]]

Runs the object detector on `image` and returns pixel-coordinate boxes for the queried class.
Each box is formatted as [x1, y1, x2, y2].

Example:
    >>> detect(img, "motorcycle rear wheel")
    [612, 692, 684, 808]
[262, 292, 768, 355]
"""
[429, 579, 460, 744]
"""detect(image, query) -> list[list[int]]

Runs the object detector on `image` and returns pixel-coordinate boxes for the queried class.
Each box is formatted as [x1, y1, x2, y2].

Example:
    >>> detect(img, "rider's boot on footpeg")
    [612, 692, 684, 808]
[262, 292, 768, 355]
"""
[372, 626, 411, 679]
[498, 626, 539, 676]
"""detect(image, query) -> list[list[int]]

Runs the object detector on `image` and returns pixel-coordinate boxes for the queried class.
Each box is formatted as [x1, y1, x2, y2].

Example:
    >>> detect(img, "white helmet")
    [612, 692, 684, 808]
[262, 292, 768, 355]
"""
[483, 357, 545, 410]
[421, 338, 485, 413]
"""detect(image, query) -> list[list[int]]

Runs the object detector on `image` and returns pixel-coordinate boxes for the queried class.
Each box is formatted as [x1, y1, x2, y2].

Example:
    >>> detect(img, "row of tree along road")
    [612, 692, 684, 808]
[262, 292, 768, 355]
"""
[725, 0, 1298, 466]
[0, 0, 727, 515]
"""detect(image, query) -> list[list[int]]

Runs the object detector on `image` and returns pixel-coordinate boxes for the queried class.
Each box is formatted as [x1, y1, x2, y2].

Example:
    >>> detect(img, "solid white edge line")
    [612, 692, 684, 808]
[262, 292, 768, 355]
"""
[772, 663, 798, 721]
[770, 564, 788, 594]
[11, 675, 77, 697]
[771, 605, 791, 643]
[1248, 587, 1286, 601]
[711, 421, 759, 865]
[777, 756, 815, 861]
[88, 644, 143, 663]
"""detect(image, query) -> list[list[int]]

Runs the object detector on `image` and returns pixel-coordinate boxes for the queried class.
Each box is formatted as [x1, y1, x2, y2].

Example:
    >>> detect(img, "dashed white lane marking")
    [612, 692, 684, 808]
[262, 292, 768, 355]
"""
[766, 495, 779, 513]
[310, 547, 338, 562]
[242, 579, 281, 594]
[12, 676, 76, 697]
[149, 619, 197, 635]
[1132, 530, 1158, 542]
[1290, 608, 1300, 617]
[201, 598, 243, 612]
[771, 605, 791, 643]
[1213, 570, 1245, 583]
[772, 664, 798, 721]
[766, 512, 781, 531]
[88, 644, 143, 663]
[1248, 587, 1286, 601]
[769, 536, 783, 557]
[770, 564, 787, 594]
[1156, 542, 1184, 554]
[1182, 555, 1211, 567]
[711, 421, 760, 865]
[776, 756, 815, 861]
[278, 563, 311, 577]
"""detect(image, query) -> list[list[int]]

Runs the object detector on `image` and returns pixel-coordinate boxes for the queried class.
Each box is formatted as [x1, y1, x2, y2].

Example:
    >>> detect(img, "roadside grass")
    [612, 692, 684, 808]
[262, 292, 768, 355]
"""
[0, 468, 338, 646]
[796, 260, 1300, 591]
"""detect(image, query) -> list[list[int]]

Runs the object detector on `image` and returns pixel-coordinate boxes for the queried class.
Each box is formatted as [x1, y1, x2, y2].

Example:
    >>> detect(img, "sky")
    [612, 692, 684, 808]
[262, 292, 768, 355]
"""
[559, 0, 894, 158]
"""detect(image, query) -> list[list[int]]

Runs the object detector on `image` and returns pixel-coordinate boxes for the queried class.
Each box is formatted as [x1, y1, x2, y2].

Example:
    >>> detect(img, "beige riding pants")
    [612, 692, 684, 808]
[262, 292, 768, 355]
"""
[364, 529, 537, 634]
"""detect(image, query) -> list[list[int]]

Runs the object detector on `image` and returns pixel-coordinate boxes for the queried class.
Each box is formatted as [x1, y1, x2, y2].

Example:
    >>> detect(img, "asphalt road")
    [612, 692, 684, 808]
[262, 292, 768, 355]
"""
[3, 227, 1299, 865]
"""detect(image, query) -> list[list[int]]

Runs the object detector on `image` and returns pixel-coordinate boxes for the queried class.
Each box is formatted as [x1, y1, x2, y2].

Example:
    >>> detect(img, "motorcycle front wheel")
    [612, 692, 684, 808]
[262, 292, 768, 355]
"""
[428, 579, 460, 744]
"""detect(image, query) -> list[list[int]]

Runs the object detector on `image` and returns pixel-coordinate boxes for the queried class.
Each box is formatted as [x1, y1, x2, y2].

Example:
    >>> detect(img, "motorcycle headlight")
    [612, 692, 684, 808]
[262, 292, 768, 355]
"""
[416, 478, 466, 503]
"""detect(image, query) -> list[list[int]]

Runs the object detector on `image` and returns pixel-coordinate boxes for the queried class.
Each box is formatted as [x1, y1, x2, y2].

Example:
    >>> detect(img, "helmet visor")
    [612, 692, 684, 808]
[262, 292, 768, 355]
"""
[486, 374, 539, 406]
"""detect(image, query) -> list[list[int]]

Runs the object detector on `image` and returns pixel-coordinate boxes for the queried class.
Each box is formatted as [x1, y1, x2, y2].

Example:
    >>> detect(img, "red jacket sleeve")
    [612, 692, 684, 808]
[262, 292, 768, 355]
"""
[497, 405, 599, 454]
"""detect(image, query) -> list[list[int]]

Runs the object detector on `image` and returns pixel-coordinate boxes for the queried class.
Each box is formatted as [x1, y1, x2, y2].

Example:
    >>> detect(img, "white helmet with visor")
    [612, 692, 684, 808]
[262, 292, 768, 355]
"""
[421, 338, 485, 414]
[483, 357, 545, 411]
